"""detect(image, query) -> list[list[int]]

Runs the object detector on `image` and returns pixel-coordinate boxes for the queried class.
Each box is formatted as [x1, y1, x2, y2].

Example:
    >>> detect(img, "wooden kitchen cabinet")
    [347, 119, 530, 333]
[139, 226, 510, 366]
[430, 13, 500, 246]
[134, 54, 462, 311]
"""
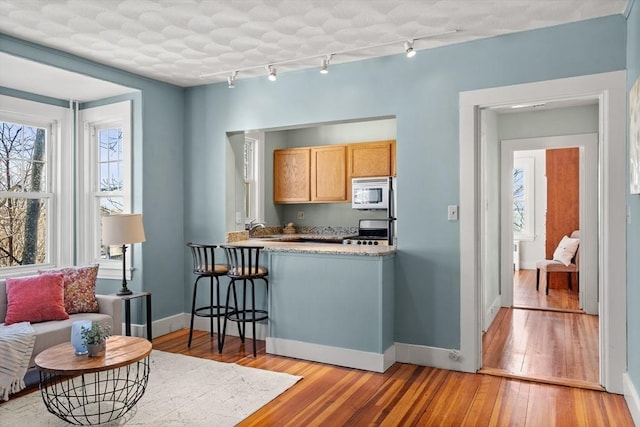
[348, 140, 396, 178]
[311, 145, 347, 201]
[273, 148, 310, 203]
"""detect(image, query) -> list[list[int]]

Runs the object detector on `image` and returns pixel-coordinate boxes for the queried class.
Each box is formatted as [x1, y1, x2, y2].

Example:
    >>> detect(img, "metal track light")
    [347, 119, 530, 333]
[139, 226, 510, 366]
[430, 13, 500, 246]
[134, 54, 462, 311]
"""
[404, 40, 416, 58]
[267, 65, 277, 81]
[320, 54, 332, 74]
[227, 71, 237, 88]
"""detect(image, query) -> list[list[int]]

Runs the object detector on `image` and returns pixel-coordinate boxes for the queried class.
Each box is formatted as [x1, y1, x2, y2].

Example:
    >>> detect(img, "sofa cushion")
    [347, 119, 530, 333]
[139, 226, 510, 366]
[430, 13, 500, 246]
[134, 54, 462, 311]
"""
[40, 265, 99, 314]
[4, 274, 69, 325]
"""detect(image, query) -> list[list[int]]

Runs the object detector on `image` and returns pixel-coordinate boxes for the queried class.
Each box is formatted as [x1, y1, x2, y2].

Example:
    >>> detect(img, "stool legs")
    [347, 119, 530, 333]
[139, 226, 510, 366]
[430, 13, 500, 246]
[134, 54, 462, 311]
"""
[222, 277, 268, 357]
[188, 275, 228, 352]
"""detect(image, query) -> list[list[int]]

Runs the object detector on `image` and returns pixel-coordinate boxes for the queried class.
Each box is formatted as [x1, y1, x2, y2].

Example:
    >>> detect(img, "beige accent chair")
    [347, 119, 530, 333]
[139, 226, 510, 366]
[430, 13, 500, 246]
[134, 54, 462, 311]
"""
[536, 230, 580, 295]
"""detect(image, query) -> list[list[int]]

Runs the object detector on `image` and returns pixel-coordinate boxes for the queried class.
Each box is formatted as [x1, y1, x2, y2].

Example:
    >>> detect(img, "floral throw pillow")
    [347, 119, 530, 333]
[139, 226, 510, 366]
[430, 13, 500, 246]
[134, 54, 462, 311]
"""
[39, 265, 100, 314]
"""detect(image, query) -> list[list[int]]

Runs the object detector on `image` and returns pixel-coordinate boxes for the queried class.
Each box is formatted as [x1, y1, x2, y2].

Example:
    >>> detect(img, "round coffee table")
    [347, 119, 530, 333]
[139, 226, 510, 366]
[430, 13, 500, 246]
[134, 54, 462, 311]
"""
[35, 335, 152, 425]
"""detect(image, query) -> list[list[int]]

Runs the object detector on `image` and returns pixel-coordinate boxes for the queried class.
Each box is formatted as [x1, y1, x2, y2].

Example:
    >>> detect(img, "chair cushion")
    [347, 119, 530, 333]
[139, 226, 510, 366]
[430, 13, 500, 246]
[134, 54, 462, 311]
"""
[4, 274, 69, 325]
[39, 265, 100, 314]
[552, 235, 580, 266]
[229, 266, 268, 277]
[198, 264, 230, 275]
[536, 259, 578, 272]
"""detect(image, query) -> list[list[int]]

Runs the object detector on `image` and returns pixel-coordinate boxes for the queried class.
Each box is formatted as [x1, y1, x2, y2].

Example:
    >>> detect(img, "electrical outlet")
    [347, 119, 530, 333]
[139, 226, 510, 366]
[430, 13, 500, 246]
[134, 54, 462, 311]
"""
[447, 205, 458, 221]
[297, 211, 304, 219]
[235, 211, 242, 224]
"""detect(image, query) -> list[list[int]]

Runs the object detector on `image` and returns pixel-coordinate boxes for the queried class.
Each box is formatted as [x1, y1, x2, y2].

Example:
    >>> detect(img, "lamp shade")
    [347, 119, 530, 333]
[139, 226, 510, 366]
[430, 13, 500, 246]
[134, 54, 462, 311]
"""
[102, 214, 146, 245]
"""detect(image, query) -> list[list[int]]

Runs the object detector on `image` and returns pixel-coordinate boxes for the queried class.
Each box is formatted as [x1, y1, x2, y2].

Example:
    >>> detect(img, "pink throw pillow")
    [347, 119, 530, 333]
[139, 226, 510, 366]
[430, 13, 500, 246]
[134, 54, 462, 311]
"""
[4, 274, 69, 325]
[40, 265, 100, 314]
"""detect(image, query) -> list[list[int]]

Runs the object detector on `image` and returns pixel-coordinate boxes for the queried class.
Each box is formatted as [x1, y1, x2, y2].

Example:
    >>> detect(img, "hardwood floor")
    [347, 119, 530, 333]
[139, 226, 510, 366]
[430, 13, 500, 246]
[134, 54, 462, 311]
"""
[513, 269, 579, 312]
[5, 329, 631, 425]
[483, 269, 599, 389]
[151, 329, 633, 426]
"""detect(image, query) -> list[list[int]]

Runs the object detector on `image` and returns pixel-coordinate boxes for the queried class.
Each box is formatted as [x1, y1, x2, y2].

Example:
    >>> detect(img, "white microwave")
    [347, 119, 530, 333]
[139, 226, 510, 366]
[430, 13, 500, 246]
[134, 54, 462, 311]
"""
[352, 177, 390, 210]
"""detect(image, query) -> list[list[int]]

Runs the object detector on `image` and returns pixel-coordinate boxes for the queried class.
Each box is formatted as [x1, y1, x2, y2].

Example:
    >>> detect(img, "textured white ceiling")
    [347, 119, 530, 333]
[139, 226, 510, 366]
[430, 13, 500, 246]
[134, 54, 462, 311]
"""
[0, 0, 627, 87]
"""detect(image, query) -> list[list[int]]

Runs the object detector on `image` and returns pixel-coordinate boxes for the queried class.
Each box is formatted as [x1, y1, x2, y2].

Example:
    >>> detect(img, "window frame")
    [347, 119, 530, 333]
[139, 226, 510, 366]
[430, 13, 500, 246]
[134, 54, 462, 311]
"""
[0, 95, 72, 277]
[78, 101, 132, 280]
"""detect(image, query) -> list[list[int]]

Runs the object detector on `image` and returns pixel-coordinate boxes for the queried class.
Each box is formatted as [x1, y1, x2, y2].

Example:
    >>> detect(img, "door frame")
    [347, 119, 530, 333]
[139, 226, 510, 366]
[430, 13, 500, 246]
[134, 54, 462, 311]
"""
[500, 134, 599, 315]
[459, 71, 627, 393]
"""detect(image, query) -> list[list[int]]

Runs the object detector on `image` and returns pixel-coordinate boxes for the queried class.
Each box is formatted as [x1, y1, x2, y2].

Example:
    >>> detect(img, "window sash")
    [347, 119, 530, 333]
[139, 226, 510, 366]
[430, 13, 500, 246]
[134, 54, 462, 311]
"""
[0, 95, 71, 277]
[77, 101, 132, 280]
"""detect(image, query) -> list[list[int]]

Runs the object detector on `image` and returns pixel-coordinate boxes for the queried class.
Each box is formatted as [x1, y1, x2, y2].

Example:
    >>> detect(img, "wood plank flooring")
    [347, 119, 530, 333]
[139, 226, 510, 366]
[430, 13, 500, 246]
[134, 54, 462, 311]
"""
[5, 328, 632, 425]
[151, 329, 633, 426]
[483, 269, 599, 389]
[513, 269, 579, 311]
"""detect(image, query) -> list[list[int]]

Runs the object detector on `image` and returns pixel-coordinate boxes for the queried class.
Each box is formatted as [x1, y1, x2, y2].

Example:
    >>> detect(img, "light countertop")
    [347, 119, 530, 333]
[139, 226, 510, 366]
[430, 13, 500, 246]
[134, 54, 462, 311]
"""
[229, 238, 396, 257]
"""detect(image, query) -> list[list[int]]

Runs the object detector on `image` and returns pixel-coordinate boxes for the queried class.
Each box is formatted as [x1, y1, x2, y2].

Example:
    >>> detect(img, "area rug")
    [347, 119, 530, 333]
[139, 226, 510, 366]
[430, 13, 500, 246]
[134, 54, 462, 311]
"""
[0, 350, 302, 426]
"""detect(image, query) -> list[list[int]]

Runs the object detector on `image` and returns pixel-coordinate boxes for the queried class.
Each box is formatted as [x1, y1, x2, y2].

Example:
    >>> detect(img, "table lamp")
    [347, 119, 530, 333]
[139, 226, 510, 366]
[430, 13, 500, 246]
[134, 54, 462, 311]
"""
[102, 213, 146, 296]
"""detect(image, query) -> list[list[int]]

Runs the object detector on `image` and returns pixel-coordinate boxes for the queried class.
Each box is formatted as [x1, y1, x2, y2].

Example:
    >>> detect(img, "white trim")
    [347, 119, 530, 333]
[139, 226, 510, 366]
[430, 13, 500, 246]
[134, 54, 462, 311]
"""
[266, 337, 395, 373]
[459, 71, 627, 393]
[624, 373, 640, 427]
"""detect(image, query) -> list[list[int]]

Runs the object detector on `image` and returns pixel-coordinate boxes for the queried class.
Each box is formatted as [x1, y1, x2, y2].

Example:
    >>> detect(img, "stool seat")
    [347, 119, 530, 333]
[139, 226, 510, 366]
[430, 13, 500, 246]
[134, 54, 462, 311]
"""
[187, 243, 237, 352]
[221, 245, 269, 357]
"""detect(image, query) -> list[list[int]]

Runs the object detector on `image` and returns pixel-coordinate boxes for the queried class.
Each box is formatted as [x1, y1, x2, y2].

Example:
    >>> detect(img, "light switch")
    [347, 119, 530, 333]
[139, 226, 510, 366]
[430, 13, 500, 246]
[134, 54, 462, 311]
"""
[448, 205, 458, 221]
[235, 211, 242, 224]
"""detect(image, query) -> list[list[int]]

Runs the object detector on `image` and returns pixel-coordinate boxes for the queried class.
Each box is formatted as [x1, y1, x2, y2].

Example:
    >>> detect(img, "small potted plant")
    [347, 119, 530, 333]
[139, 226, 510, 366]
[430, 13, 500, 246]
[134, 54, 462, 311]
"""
[80, 322, 111, 357]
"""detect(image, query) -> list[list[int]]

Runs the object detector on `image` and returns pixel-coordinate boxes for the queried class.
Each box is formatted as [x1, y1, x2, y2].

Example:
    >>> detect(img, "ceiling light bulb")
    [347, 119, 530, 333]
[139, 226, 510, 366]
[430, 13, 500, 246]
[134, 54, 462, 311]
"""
[268, 65, 277, 81]
[404, 40, 416, 58]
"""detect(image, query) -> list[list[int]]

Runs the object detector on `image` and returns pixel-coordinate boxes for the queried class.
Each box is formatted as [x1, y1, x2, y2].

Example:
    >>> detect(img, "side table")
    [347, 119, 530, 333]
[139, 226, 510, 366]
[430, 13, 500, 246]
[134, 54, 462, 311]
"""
[113, 291, 152, 341]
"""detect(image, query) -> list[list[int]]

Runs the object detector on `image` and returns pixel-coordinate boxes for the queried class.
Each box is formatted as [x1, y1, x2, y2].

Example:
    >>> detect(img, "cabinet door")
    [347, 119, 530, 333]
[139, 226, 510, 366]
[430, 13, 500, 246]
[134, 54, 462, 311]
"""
[274, 148, 310, 203]
[311, 145, 347, 201]
[348, 140, 395, 178]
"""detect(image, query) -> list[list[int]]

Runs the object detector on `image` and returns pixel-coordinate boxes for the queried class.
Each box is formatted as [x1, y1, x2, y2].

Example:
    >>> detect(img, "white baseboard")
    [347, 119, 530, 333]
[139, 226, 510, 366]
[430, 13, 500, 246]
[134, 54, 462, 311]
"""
[520, 262, 536, 270]
[623, 373, 640, 427]
[395, 342, 466, 372]
[126, 312, 265, 340]
[266, 337, 395, 373]
[483, 295, 501, 332]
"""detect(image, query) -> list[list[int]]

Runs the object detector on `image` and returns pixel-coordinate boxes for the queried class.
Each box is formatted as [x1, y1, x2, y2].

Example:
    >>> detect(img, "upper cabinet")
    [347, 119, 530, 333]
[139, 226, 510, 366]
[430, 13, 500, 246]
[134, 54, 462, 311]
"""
[273, 148, 310, 203]
[311, 145, 347, 202]
[273, 140, 396, 204]
[347, 140, 396, 178]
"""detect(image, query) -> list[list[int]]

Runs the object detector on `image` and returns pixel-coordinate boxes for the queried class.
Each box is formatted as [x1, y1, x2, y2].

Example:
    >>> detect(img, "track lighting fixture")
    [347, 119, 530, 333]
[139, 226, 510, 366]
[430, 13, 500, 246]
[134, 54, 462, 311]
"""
[320, 54, 332, 74]
[227, 71, 237, 88]
[267, 65, 277, 81]
[404, 40, 416, 58]
[199, 30, 460, 83]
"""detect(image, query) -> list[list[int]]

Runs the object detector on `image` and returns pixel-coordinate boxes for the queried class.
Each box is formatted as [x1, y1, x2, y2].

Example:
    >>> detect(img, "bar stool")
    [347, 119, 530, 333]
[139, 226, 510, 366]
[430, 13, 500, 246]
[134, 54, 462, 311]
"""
[221, 245, 269, 357]
[186, 243, 235, 352]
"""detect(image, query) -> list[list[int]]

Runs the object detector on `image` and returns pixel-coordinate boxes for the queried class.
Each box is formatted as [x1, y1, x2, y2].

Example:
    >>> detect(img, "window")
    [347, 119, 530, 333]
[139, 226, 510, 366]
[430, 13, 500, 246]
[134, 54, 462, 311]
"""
[243, 132, 264, 224]
[513, 156, 534, 240]
[0, 95, 72, 276]
[0, 120, 50, 267]
[78, 101, 132, 279]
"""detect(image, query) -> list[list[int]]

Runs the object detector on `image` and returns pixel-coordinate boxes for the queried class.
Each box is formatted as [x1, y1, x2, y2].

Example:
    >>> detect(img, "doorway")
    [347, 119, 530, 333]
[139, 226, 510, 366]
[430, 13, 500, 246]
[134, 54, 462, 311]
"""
[481, 133, 600, 387]
[458, 70, 627, 394]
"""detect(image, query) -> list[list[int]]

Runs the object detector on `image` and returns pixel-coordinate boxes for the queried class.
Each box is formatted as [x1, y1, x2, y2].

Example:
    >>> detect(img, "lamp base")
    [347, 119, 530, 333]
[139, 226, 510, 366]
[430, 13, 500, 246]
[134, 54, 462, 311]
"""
[117, 287, 133, 296]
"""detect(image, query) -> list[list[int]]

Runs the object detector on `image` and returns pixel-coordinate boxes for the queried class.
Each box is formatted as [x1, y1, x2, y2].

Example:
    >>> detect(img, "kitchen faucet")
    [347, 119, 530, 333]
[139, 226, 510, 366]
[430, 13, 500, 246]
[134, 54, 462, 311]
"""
[246, 219, 266, 237]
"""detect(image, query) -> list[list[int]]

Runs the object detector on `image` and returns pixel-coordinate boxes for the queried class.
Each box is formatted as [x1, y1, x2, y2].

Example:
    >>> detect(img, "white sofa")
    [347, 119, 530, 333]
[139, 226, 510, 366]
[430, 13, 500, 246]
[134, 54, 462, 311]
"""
[0, 278, 122, 370]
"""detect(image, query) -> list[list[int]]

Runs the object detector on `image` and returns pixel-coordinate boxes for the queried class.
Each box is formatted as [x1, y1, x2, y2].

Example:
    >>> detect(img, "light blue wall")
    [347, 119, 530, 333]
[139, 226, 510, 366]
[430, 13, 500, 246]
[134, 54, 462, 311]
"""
[626, 0, 640, 392]
[0, 34, 185, 323]
[184, 16, 626, 349]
